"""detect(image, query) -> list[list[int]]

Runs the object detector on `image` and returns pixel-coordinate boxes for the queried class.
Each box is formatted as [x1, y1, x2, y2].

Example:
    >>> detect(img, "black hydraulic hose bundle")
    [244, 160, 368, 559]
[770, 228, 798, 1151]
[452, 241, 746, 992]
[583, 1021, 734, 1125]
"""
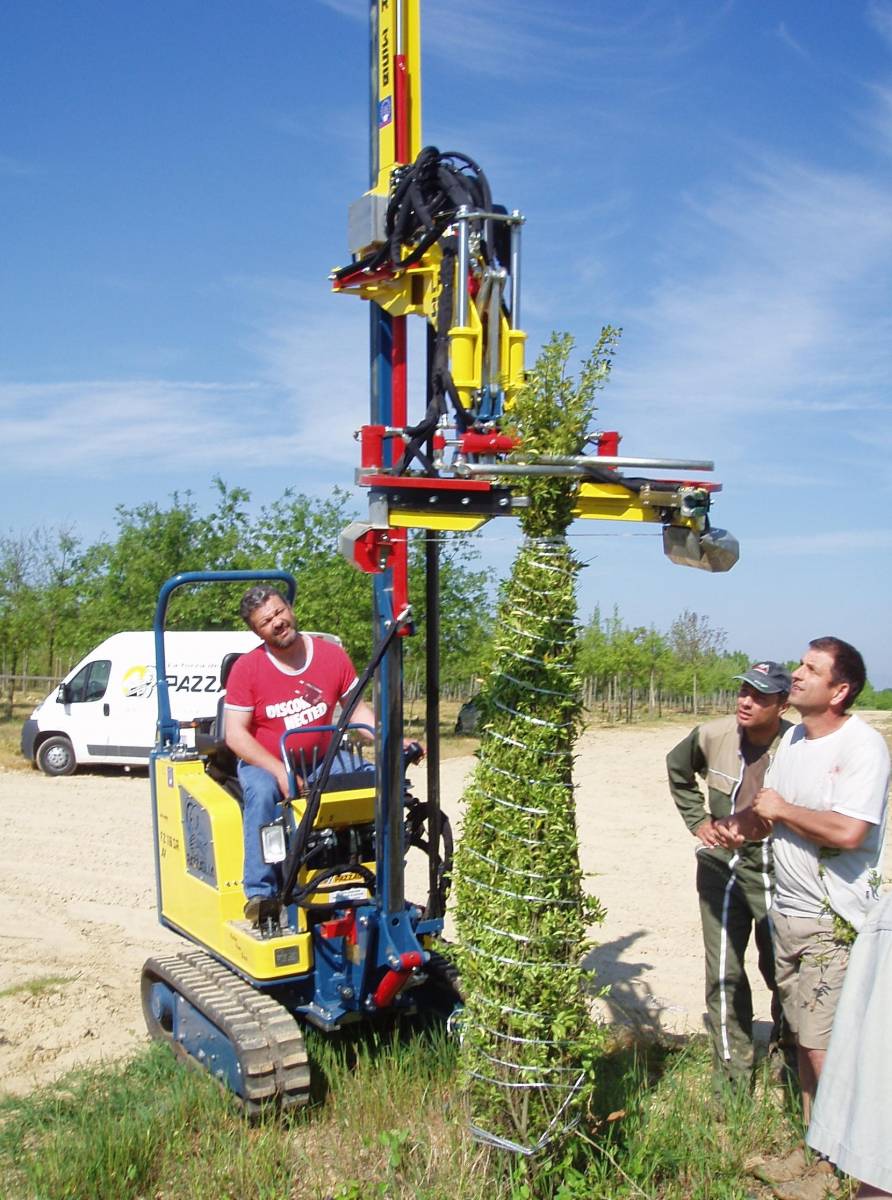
[334, 146, 496, 457]
[333, 146, 495, 283]
[395, 239, 470, 473]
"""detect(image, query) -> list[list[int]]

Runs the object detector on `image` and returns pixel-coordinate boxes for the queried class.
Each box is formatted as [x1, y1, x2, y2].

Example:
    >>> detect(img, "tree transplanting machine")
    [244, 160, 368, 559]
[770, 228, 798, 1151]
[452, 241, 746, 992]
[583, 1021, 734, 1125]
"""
[142, 0, 737, 1110]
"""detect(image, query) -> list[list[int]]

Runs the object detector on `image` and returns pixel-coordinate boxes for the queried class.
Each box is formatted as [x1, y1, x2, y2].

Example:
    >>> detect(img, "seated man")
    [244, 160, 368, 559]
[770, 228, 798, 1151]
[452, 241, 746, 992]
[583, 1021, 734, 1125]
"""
[224, 585, 375, 924]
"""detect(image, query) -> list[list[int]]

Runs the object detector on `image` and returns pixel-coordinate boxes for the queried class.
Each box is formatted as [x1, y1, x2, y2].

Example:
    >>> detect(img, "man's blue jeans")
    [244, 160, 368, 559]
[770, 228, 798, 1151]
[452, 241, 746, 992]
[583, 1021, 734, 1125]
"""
[238, 754, 375, 899]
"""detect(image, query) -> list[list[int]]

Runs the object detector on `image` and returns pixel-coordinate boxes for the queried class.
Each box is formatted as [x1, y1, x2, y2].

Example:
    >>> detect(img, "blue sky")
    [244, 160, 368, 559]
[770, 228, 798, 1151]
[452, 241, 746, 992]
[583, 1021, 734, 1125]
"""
[3, 1, 892, 684]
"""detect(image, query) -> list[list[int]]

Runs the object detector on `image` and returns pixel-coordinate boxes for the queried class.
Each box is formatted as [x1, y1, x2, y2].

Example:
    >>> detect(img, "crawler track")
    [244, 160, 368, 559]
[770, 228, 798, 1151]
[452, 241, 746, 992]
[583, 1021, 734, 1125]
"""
[142, 947, 310, 1111]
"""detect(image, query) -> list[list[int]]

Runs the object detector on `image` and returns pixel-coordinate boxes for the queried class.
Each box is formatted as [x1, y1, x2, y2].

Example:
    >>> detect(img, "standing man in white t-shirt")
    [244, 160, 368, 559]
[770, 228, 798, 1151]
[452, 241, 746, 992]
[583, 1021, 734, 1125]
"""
[716, 637, 890, 1130]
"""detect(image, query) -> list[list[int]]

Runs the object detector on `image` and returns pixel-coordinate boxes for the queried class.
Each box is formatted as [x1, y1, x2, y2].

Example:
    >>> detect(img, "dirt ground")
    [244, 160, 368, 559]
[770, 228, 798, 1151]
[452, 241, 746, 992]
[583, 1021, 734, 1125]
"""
[1, 717, 888, 1097]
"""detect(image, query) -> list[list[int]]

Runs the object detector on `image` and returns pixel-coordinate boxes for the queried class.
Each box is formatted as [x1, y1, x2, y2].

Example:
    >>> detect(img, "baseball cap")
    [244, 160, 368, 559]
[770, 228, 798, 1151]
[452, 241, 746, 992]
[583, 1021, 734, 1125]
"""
[733, 661, 792, 695]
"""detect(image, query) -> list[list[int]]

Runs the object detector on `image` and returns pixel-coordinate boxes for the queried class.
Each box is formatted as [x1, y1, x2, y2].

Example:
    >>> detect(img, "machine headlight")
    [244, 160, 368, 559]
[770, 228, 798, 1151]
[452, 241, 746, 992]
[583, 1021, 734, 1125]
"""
[260, 821, 287, 864]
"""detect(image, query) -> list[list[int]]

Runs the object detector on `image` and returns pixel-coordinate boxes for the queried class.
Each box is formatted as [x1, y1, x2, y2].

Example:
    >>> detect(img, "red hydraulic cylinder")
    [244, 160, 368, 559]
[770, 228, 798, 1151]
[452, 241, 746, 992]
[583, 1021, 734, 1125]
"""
[372, 950, 425, 1008]
[361, 425, 387, 469]
[458, 432, 520, 456]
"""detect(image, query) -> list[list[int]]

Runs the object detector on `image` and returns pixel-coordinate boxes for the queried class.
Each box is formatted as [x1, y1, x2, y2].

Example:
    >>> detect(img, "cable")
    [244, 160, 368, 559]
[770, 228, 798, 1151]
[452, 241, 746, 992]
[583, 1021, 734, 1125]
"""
[279, 608, 412, 904]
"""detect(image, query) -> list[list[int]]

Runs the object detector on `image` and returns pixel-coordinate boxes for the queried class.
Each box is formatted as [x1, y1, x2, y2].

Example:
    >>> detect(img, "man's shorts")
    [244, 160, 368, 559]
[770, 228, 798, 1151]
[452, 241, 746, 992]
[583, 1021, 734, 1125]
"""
[771, 910, 851, 1050]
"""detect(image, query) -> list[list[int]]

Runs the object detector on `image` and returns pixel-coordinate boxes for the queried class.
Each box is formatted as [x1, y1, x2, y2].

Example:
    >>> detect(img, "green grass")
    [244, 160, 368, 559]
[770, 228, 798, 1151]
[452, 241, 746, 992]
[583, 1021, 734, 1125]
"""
[0, 1025, 805, 1200]
[0, 699, 37, 772]
[574, 1037, 802, 1199]
[0, 975, 70, 1000]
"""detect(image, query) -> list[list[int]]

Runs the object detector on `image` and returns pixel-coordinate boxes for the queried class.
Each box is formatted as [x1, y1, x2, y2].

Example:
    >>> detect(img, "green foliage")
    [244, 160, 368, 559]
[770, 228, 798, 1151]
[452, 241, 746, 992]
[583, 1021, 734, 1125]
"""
[0, 527, 80, 676]
[0, 1045, 239, 1200]
[0, 1031, 804, 1200]
[579, 606, 751, 710]
[73, 479, 254, 648]
[454, 333, 613, 1153]
[857, 683, 892, 710]
[0, 975, 69, 1000]
[246, 484, 375, 663]
[505, 328, 620, 537]
[0, 480, 489, 690]
[406, 531, 492, 693]
[577, 1037, 799, 1199]
[0, 1029, 485, 1200]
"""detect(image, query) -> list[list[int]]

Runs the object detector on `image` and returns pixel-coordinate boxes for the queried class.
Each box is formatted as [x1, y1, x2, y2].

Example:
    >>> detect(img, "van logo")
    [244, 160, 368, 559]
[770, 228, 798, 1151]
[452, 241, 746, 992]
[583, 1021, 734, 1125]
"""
[123, 665, 221, 699]
[123, 664, 157, 699]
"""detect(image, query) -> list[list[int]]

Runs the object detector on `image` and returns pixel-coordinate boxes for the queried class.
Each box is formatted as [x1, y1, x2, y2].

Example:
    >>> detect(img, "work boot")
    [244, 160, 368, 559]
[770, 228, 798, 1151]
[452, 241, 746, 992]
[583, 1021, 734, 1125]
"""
[244, 896, 280, 927]
[751, 1148, 809, 1185]
[772, 1164, 839, 1200]
[750, 1149, 839, 1199]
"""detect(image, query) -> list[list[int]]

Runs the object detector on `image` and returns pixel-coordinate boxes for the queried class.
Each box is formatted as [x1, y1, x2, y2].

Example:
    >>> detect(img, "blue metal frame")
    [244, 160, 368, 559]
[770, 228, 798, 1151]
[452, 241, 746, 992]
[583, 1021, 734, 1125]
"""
[152, 569, 296, 747]
[145, 978, 247, 1098]
[363, 3, 436, 988]
[279, 722, 374, 797]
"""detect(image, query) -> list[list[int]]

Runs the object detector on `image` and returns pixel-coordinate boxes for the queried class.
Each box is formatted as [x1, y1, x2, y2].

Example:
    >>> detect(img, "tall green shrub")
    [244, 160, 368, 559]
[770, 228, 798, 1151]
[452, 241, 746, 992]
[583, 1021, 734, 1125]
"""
[453, 330, 619, 1154]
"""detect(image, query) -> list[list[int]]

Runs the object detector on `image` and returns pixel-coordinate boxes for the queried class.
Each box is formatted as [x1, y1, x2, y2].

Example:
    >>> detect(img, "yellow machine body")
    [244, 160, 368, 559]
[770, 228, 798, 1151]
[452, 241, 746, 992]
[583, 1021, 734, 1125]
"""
[152, 752, 375, 984]
[371, 0, 422, 197]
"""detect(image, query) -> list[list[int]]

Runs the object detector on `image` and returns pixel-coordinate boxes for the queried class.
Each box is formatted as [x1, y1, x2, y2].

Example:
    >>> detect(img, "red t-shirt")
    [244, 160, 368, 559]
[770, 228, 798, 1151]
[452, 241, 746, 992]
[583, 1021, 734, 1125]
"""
[224, 637, 358, 768]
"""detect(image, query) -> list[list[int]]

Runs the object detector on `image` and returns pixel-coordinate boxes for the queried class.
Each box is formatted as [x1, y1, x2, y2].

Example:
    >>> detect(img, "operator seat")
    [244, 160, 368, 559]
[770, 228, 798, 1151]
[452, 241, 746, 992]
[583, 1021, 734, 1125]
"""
[195, 652, 243, 797]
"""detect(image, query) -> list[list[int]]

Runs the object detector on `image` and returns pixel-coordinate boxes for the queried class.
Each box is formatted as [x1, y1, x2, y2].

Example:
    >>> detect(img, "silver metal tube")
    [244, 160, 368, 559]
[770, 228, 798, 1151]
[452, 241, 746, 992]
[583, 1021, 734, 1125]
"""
[538, 454, 714, 471]
[453, 208, 525, 224]
[455, 456, 713, 477]
[395, 0, 403, 54]
[475, 270, 493, 315]
[487, 271, 503, 390]
[456, 205, 470, 327]
[456, 463, 591, 478]
[509, 212, 522, 329]
[436, 441, 713, 471]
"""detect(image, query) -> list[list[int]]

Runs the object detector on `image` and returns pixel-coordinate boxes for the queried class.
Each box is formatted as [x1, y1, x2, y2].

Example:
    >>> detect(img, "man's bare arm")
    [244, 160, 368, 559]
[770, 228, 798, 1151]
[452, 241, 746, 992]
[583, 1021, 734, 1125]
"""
[344, 698, 424, 756]
[752, 788, 872, 850]
[348, 698, 376, 744]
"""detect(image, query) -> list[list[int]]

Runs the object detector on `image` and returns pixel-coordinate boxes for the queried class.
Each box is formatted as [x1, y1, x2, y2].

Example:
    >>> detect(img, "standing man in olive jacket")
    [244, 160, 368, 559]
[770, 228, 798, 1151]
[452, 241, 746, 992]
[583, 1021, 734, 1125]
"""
[667, 661, 792, 1096]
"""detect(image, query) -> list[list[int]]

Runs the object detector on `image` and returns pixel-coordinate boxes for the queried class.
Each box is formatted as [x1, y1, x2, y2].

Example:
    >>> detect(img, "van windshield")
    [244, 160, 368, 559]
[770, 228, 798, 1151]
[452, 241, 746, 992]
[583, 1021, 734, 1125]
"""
[67, 659, 112, 703]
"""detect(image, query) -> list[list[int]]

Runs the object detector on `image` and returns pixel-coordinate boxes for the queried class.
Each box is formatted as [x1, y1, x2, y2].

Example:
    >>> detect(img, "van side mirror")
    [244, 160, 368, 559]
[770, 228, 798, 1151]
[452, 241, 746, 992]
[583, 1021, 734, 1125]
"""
[57, 682, 71, 705]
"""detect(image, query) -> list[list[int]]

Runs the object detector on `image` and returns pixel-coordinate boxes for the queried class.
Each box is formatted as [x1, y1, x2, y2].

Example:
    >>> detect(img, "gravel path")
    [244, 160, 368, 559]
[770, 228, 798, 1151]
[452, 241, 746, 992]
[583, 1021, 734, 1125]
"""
[4, 716, 886, 1096]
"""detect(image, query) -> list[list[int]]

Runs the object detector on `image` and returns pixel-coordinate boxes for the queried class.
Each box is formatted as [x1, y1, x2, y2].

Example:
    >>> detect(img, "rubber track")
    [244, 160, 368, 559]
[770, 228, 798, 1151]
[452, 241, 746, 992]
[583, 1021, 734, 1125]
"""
[142, 947, 311, 1109]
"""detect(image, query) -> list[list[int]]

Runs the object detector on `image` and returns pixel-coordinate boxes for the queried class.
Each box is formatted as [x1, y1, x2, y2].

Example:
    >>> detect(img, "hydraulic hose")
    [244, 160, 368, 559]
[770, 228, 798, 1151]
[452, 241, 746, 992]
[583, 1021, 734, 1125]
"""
[280, 607, 413, 904]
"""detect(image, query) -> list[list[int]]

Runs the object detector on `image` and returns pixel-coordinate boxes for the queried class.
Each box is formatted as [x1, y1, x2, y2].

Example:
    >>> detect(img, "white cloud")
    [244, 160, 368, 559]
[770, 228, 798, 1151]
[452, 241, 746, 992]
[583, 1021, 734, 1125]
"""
[0, 326, 365, 479]
[748, 529, 892, 555]
[867, 0, 892, 46]
[0, 268, 393, 480]
[248, 293, 370, 467]
[316, 0, 730, 83]
[605, 151, 892, 452]
[775, 22, 809, 59]
[862, 83, 892, 158]
[0, 379, 290, 473]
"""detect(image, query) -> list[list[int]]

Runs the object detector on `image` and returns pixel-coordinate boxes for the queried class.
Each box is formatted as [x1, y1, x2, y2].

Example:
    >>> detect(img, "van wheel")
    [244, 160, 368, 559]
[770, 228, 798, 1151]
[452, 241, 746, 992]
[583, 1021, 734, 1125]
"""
[37, 736, 77, 776]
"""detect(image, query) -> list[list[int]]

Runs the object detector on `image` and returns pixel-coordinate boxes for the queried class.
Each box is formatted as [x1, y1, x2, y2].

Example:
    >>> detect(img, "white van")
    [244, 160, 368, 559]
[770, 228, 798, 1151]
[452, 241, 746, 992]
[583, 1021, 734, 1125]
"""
[21, 630, 260, 775]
